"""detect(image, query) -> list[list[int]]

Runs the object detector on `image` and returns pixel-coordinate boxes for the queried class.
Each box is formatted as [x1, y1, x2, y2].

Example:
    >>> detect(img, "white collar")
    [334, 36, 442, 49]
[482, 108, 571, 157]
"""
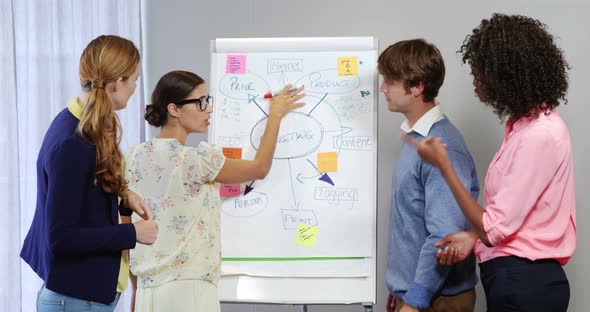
[400, 105, 444, 137]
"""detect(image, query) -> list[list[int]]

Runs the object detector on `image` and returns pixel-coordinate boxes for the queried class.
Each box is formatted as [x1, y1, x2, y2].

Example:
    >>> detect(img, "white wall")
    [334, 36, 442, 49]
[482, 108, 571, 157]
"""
[141, 1, 590, 311]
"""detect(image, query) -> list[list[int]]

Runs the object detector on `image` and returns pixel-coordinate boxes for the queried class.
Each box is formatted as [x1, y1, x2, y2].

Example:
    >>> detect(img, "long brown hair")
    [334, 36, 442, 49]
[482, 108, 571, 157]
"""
[78, 35, 140, 197]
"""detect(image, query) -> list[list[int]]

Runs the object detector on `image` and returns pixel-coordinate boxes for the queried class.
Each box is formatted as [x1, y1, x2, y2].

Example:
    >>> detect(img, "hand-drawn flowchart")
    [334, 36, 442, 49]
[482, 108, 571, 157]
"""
[211, 51, 376, 258]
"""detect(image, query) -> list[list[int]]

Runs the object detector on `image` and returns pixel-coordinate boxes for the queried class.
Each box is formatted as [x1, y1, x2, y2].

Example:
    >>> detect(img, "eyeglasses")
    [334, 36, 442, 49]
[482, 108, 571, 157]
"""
[174, 95, 213, 111]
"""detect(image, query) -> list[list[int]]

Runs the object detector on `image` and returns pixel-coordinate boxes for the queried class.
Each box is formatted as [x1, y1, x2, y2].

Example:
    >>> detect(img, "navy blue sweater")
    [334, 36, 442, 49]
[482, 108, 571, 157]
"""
[21, 107, 136, 304]
[386, 118, 479, 309]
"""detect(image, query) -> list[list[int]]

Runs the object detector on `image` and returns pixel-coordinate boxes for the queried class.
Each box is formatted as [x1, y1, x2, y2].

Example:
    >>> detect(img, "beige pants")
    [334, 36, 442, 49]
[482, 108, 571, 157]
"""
[135, 279, 220, 312]
[395, 289, 475, 312]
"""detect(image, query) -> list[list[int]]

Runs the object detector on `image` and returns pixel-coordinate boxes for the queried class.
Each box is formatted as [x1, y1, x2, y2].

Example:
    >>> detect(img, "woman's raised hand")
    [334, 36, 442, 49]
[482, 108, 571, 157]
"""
[268, 84, 305, 119]
[402, 134, 449, 170]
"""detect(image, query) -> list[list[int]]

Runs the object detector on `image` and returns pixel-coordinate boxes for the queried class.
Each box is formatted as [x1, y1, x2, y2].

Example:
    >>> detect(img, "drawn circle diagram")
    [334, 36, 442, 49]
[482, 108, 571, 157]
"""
[219, 71, 271, 101]
[295, 69, 360, 94]
[218, 67, 357, 222]
[250, 112, 324, 159]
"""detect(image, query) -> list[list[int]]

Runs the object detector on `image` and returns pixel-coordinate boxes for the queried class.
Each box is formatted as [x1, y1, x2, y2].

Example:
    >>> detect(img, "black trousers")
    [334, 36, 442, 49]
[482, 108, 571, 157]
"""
[479, 256, 570, 312]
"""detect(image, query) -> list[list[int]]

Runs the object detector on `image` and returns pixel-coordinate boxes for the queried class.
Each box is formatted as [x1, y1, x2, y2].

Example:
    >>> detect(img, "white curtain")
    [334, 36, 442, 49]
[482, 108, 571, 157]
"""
[0, 0, 145, 311]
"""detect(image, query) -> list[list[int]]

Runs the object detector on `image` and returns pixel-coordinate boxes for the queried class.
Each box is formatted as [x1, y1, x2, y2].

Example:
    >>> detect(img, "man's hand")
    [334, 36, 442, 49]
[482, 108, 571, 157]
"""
[435, 231, 478, 265]
[126, 190, 153, 220]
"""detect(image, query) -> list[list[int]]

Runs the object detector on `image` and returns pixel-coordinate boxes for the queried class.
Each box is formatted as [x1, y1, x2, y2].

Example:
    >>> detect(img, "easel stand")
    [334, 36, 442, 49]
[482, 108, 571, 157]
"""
[299, 303, 374, 311]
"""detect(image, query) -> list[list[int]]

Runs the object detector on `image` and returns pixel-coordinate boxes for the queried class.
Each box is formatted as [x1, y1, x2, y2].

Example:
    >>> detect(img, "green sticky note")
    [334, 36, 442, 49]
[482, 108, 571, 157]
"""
[295, 224, 319, 247]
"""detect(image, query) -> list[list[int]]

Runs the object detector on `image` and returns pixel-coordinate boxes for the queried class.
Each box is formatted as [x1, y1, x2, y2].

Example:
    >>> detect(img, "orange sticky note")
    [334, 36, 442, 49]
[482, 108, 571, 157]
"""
[337, 56, 358, 76]
[222, 147, 242, 159]
[295, 224, 319, 247]
[221, 184, 240, 197]
[317, 152, 338, 172]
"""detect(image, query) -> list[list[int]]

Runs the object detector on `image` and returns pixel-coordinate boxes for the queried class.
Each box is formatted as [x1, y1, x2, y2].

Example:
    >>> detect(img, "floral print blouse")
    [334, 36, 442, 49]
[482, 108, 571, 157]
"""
[125, 138, 225, 288]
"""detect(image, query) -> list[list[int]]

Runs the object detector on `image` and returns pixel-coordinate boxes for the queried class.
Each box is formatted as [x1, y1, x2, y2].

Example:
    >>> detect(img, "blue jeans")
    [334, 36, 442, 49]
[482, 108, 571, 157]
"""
[37, 286, 120, 312]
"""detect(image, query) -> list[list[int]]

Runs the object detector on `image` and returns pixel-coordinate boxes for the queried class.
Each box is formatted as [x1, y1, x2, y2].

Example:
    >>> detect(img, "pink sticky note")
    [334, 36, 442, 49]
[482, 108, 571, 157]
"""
[226, 55, 247, 74]
[221, 184, 241, 197]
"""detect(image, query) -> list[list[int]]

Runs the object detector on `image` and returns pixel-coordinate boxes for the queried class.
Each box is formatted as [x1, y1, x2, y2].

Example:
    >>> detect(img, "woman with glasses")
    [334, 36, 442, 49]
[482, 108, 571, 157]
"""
[124, 70, 304, 312]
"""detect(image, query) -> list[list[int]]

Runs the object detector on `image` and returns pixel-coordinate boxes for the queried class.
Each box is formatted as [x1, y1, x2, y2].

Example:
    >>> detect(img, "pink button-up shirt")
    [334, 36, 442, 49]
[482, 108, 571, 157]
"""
[475, 110, 576, 265]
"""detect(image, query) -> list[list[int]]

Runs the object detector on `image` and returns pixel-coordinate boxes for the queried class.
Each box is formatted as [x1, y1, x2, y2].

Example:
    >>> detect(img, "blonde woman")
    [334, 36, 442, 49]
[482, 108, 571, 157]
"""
[21, 35, 157, 312]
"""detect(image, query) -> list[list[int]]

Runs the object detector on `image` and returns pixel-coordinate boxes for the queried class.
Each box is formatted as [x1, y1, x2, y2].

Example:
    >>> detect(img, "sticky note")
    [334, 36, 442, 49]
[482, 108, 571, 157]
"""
[337, 57, 358, 76]
[317, 152, 338, 172]
[226, 55, 247, 74]
[221, 184, 241, 197]
[222, 147, 242, 159]
[295, 224, 318, 247]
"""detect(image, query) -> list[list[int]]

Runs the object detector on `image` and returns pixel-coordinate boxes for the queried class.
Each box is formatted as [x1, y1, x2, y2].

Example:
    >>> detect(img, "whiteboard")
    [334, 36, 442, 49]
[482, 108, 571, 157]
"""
[210, 37, 377, 305]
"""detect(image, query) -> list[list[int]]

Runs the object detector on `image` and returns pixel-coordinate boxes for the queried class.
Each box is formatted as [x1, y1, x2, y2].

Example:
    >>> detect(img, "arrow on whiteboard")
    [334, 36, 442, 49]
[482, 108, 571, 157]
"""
[318, 173, 335, 186]
[247, 93, 258, 104]
[324, 126, 353, 135]
[287, 159, 300, 209]
[280, 71, 288, 86]
[307, 93, 328, 117]
[296, 172, 321, 184]
[244, 181, 255, 195]
[251, 98, 268, 117]
[305, 158, 335, 186]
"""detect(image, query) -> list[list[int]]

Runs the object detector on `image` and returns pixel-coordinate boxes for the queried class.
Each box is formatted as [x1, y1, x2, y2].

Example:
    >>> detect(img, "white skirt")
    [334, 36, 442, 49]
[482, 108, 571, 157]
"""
[135, 279, 220, 312]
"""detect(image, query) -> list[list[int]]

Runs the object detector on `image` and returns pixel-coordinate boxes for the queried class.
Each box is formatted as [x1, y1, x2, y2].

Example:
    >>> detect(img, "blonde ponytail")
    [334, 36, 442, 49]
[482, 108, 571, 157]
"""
[78, 35, 139, 197]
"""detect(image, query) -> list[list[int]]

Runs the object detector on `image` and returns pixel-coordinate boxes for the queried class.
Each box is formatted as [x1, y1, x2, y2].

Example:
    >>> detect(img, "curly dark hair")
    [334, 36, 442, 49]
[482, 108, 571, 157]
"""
[460, 13, 569, 121]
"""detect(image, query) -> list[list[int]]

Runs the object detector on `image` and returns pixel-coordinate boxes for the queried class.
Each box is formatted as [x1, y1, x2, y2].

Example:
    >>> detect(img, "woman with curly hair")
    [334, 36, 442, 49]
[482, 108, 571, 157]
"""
[405, 14, 575, 311]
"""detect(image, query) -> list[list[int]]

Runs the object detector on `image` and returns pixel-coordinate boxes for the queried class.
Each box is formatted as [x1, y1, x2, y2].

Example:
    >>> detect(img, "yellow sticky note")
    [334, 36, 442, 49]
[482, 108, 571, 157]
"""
[338, 57, 358, 76]
[295, 224, 319, 247]
[317, 152, 338, 172]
